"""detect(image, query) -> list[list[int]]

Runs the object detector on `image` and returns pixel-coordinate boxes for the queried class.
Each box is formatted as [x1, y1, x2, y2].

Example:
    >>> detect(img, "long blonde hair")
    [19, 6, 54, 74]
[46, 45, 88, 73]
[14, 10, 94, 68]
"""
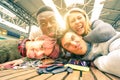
[64, 8, 91, 36]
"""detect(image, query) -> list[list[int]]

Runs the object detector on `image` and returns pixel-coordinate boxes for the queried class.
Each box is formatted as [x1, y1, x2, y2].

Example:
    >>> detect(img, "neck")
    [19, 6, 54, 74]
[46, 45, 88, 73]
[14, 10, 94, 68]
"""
[84, 42, 91, 56]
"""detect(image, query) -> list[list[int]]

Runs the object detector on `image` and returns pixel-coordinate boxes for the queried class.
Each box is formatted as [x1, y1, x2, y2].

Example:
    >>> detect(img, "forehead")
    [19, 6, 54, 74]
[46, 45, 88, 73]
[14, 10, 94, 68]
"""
[64, 32, 79, 39]
[63, 32, 82, 40]
[69, 11, 84, 17]
[62, 32, 75, 44]
[64, 32, 73, 39]
[37, 11, 55, 20]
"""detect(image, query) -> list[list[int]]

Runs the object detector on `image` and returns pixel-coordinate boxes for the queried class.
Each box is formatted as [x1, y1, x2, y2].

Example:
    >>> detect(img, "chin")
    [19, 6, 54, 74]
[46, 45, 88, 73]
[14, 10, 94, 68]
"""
[75, 53, 85, 55]
[78, 33, 84, 36]
[48, 34, 55, 37]
[36, 55, 44, 59]
[77, 31, 84, 35]
[73, 51, 86, 55]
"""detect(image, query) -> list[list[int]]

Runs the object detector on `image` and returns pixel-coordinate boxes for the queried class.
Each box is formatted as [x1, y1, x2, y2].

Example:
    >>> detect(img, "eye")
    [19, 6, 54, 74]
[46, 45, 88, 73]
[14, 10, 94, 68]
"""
[71, 35, 75, 41]
[40, 22, 47, 27]
[70, 19, 75, 23]
[40, 45, 43, 48]
[64, 43, 70, 48]
[77, 16, 82, 20]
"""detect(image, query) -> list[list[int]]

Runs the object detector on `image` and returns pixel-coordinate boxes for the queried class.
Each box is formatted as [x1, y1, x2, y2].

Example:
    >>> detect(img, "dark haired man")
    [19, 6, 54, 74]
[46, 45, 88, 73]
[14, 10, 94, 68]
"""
[29, 6, 60, 40]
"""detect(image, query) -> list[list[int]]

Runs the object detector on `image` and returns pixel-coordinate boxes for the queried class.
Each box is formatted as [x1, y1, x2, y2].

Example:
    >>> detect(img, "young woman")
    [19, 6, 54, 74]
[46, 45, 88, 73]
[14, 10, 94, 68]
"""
[64, 8, 116, 43]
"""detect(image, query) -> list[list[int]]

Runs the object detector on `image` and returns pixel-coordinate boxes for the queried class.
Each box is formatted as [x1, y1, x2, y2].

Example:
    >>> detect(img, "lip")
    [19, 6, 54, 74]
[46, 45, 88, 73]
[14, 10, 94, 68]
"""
[36, 53, 44, 59]
[48, 32, 55, 37]
[76, 44, 82, 49]
[76, 26, 83, 31]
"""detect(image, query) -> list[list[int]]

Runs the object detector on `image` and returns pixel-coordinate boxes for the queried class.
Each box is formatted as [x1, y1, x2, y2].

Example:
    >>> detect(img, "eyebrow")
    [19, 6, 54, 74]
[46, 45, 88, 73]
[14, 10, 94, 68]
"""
[64, 34, 75, 46]
[39, 15, 55, 21]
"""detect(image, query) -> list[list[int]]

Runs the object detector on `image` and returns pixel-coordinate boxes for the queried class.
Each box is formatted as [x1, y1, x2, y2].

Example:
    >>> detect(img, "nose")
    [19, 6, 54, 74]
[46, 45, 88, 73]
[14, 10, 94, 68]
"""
[71, 41, 81, 49]
[47, 22, 52, 28]
[71, 41, 77, 47]
[75, 19, 80, 24]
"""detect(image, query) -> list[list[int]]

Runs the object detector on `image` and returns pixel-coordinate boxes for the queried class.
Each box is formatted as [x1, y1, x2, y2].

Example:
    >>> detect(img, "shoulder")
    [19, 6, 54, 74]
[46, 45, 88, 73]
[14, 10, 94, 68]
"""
[91, 20, 104, 29]
[84, 20, 116, 43]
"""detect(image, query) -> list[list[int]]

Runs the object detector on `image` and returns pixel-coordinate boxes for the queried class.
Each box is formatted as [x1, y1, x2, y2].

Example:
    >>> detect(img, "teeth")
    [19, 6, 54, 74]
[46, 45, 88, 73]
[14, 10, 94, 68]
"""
[76, 28, 81, 31]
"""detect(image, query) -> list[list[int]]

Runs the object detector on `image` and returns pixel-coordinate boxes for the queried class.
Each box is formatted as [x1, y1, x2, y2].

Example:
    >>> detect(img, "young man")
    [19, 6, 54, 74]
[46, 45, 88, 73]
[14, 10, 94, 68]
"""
[61, 31, 120, 77]
[29, 6, 60, 40]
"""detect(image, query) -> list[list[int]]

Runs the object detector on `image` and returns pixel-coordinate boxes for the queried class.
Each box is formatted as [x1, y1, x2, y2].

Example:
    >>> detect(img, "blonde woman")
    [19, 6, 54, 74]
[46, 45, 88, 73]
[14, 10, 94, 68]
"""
[64, 8, 116, 43]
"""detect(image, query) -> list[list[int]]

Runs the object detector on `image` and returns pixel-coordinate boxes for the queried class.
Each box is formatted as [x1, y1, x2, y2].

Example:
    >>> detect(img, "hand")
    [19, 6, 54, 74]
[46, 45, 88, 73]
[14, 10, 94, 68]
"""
[0, 59, 24, 69]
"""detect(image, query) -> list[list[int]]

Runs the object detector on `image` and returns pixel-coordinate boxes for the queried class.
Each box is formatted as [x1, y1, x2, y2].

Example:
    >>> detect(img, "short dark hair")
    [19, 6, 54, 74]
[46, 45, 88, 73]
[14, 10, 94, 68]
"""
[36, 6, 53, 17]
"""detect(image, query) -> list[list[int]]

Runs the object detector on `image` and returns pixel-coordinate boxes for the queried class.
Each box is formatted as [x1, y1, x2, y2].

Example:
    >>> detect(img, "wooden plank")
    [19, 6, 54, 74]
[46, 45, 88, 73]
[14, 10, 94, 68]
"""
[91, 67, 110, 80]
[0, 69, 29, 77]
[0, 69, 35, 80]
[105, 73, 120, 80]
[1, 67, 119, 80]
[46, 72, 67, 80]
[29, 74, 53, 80]
[0, 69, 16, 77]
[65, 70, 80, 80]
[0, 69, 13, 73]
[82, 71, 95, 80]
[9, 71, 38, 80]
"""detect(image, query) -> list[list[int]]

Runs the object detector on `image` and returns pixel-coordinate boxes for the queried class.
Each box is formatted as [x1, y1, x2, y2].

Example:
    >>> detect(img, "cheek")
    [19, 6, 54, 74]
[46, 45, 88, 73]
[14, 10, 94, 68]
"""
[70, 23, 74, 29]
[65, 46, 73, 52]
[81, 19, 86, 27]
[35, 51, 44, 59]
[41, 27, 47, 32]
[70, 25, 76, 32]
[27, 50, 35, 58]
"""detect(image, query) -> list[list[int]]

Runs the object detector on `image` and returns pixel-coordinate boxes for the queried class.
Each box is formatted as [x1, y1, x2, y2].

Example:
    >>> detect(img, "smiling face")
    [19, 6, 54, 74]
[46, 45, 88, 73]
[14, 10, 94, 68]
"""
[26, 41, 45, 59]
[37, 11, 58, 38]
[68, 11, 86, 36]
[26, 39, 55, 59]
[61, 32, 87, 55]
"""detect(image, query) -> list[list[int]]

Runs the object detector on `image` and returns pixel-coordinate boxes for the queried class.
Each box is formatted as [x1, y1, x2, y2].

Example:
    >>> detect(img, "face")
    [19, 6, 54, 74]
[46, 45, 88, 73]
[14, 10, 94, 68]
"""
[37, 11, 58, 38]
[68, 11, 86, 36]
[61, 32, 87, 55]
[26, 40, 53, 59]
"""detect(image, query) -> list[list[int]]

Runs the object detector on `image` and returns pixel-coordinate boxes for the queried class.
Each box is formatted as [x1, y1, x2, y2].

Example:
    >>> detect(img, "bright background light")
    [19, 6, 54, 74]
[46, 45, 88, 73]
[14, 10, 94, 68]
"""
[0, 5, 16, 18]
[90, 0, 105, 22]
[0, 18, 27, 33]
[64, 0, 84, 7]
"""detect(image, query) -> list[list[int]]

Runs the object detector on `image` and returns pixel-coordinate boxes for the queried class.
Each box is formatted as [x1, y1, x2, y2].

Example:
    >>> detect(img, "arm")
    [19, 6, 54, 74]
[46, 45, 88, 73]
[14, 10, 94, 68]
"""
[94, 49, 120, 77]
[0, 58, 24, 69]
[84, 20, 116, 43]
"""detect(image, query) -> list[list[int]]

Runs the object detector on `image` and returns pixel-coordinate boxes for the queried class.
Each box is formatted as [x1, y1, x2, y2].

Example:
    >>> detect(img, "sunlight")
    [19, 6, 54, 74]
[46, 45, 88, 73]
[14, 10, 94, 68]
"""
[0, 5, 16, 18]
[64, 0, 84, 7]
[90, 0, 106, 22]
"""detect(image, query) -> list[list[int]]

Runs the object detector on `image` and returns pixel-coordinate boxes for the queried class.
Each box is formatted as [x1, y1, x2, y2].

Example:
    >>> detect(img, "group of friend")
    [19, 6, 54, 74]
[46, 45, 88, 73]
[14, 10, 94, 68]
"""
[0, 6, 120, 77]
